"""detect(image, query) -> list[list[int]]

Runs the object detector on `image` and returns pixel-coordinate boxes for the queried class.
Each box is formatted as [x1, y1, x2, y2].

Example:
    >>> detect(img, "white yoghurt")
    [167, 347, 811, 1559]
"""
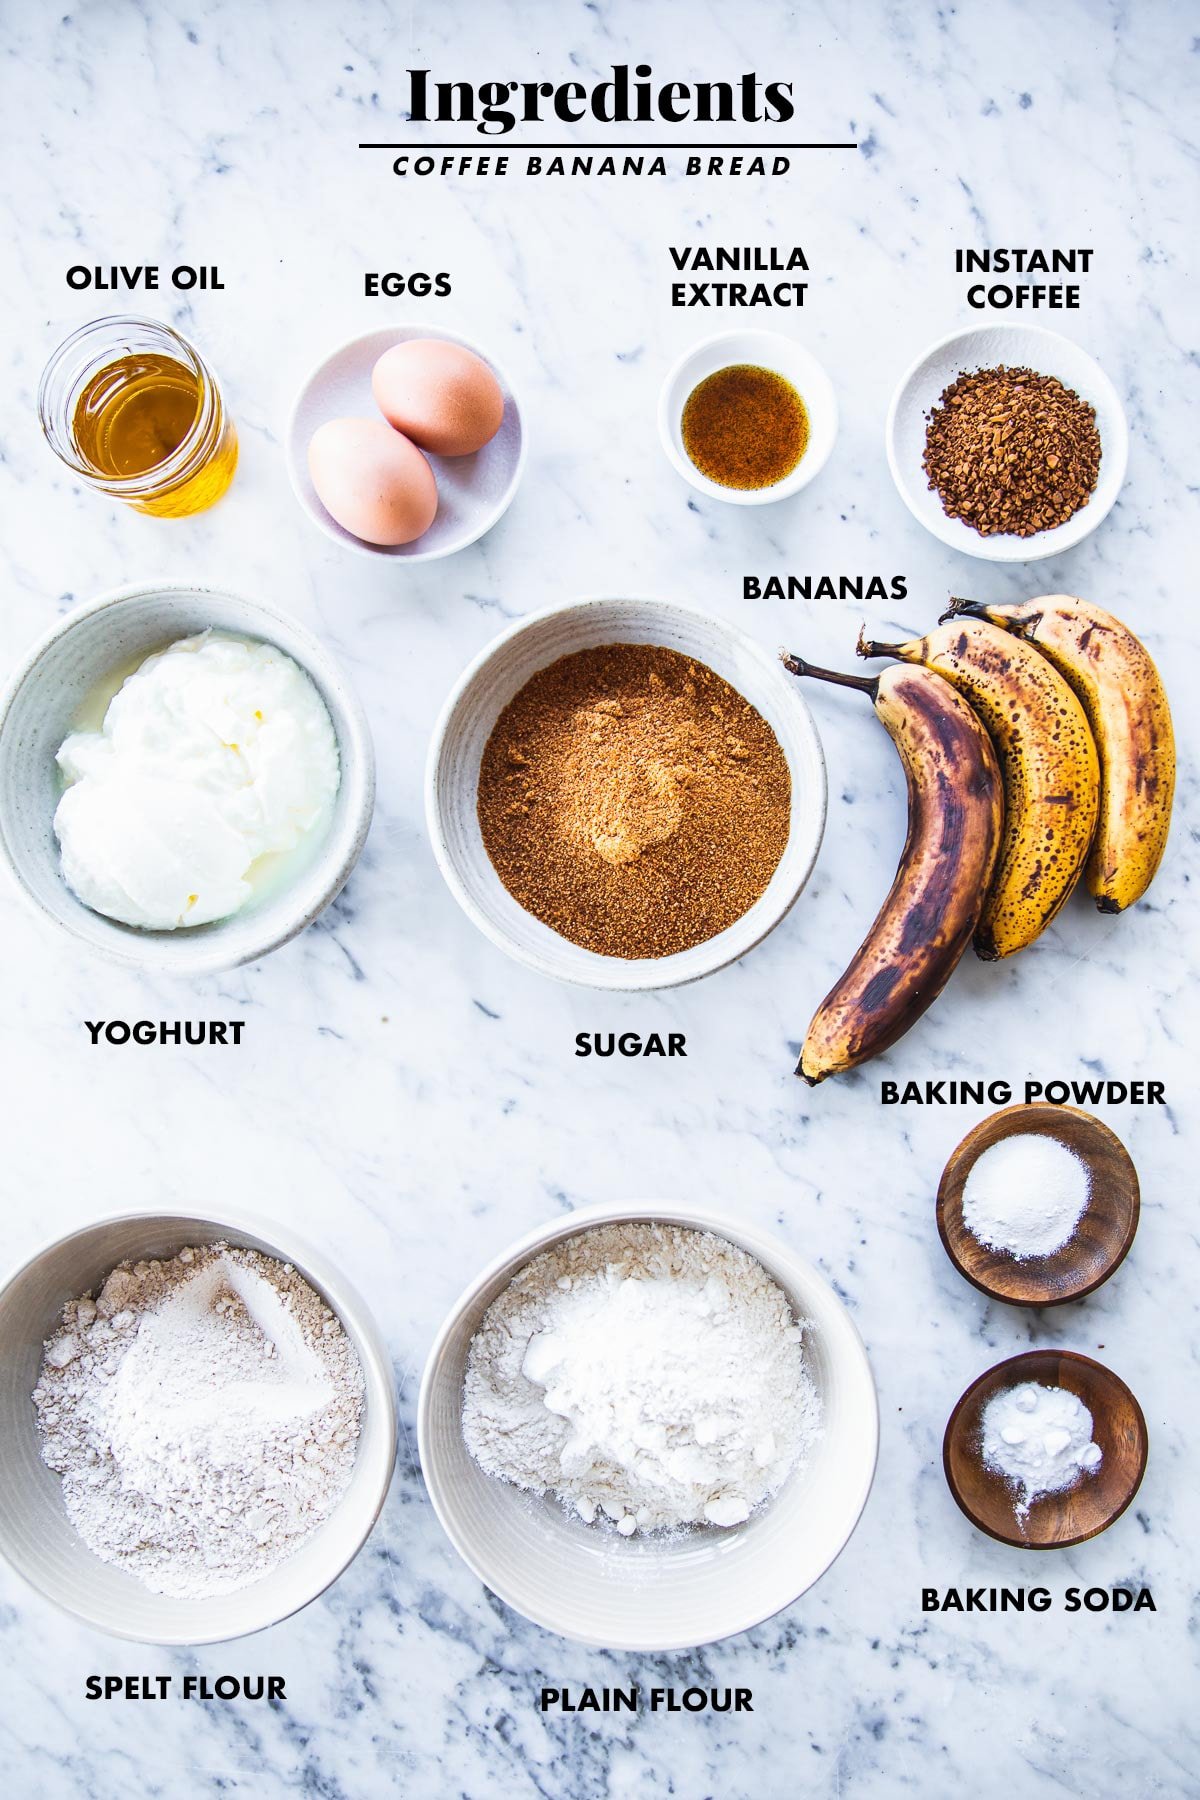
[54, 631, 340, 930]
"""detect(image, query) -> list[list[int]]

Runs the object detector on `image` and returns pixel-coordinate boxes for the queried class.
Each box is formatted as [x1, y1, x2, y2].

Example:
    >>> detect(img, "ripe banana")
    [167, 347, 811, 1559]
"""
[944, 596, 1174, 913]
[857, 617, 1099, 960]
[781, 654, 1003, 1084]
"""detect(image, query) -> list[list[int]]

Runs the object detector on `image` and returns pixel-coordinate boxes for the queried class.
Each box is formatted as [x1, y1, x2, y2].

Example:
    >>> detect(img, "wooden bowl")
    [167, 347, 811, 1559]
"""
[937, 1104, 1139, 1305]
[943, 1350, 1148, 1548]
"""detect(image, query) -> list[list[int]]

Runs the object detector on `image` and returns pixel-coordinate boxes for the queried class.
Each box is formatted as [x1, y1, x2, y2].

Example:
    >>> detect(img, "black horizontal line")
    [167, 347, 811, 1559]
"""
[359, 141, 858, 151]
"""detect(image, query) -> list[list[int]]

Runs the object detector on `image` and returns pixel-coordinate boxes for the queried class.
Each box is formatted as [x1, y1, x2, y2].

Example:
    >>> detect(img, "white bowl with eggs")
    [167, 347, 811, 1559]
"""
[0, 581, 375, 974]
[425, 595, 827, 991]
[658, 328, 838, 506]
[418, 1199, 879, 1651]
[0, 1207, 397, 1644]
[287, 324, 526, 562]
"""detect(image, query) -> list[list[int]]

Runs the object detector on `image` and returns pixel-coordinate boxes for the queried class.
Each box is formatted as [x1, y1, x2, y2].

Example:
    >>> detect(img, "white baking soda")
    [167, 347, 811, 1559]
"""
[981, 1382, 1102, 1518]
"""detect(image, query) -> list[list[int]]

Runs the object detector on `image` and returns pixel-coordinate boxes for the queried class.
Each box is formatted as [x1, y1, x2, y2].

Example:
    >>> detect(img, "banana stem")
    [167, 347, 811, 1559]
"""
[855, 626, 900, 660]
[780, 651, 878, 697]
[941, 596, 986, 623]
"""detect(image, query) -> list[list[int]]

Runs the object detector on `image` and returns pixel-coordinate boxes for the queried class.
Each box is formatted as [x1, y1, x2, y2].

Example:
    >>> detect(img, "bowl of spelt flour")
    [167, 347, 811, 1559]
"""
[0, 1210, 397, 1643]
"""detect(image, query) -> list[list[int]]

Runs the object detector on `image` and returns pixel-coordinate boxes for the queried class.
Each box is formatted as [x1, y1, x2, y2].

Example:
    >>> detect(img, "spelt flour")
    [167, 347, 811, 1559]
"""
[33, 1243, 364, 1598]
[462, 1222, 822, 1534]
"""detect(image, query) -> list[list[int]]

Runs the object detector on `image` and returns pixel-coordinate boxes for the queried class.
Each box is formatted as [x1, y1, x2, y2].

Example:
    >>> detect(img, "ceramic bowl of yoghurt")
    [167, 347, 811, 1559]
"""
[0, 581, 375, 973]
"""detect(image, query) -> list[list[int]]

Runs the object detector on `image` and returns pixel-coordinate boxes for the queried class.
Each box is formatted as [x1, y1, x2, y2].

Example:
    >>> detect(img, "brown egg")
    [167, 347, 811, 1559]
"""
[307, 418, 438, 546]
[371, 339, 504, 457]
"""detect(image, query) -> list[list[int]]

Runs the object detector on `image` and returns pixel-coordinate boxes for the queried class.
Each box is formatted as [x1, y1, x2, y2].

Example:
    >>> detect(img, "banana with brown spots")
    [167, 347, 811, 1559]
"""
[781, 655, 1003, 1082]
[857, 617, 1099, 960]
[944, 596, 1174, 914]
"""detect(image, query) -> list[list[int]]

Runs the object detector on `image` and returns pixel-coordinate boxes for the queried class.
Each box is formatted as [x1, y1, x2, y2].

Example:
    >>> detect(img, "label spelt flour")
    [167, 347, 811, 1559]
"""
[33, 1243, 364, 1598]
[462, 1222, 822, 1534]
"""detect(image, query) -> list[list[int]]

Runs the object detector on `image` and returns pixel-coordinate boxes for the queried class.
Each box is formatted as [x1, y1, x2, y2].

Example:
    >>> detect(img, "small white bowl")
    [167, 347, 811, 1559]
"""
[0, 581, 375, 975]
[885, 322, 1129, 563]
[425, 595, 827, 991]
[658, 329, 838, 505]
[418, 1200, 878, 1651]
[286, 324, 526, 561]
[0, 1209, 397, 1645]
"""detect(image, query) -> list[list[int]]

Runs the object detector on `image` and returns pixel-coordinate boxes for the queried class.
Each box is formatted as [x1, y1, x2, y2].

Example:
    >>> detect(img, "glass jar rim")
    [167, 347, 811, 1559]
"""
[37, 314, 219, 493]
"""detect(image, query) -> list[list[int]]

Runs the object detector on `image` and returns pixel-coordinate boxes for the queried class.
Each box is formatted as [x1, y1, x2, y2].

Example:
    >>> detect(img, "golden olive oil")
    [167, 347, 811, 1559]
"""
[71, 351, 238, 516]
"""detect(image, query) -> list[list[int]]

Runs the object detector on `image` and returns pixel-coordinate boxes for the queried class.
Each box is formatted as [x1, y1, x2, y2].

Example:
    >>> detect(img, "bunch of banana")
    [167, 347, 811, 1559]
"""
[857, 616, 1099, 960]
[942, 595, 1175, 913]
[781, 654, 1003, 1085]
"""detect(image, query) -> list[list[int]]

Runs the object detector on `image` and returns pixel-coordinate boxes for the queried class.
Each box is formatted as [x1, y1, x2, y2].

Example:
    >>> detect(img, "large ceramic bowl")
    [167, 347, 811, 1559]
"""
[425, 596, 827, 990]
[885, 322, 1128, 563]
[0, 581, 375, 974]
[0, 1209, 397, 1645]
[418, 1200, 878, 1651]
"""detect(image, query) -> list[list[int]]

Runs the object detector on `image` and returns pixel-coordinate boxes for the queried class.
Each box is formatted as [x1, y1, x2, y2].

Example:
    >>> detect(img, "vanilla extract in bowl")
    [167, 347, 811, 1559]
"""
[681, 363, 809, 490]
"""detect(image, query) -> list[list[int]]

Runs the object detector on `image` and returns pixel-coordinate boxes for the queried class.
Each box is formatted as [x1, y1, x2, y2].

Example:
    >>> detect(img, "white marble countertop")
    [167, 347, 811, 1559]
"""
[0, 1, 1196, 1794]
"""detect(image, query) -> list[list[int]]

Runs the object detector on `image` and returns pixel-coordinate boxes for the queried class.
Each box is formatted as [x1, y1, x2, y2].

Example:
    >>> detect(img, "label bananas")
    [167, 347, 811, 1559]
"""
[781, 655, 1003, 1084]
[945, 596, 1175, 913]
[858, 617, 1099, 960]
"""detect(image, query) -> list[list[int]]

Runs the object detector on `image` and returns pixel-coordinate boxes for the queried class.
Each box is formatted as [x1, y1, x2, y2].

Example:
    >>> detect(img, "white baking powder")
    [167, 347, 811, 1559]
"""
[462, 1222, 822, 1535]
[981, 1382, 1102, 1517]
[962, 1131, 1090, 1260]
[33, 1243, 364, 1598]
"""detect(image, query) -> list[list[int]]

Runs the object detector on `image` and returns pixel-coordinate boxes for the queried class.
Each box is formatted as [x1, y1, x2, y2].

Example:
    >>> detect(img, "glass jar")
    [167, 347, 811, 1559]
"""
[38, 315, 238, 518]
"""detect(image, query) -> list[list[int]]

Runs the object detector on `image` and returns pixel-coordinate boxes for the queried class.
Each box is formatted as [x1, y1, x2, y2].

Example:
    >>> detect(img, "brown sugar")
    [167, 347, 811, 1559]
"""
[477, 643, 792, 959]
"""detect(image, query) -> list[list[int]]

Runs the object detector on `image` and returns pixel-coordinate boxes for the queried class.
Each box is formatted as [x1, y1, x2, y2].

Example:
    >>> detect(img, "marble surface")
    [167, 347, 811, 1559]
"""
[0, 1, 1196, 1794]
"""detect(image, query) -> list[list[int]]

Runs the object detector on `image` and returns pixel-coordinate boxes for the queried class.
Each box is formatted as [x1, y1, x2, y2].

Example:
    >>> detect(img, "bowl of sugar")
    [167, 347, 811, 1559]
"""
[418, 1199, 878, 1651]
[0, 1209, 397, 1643]
[425, 595, 828, 991]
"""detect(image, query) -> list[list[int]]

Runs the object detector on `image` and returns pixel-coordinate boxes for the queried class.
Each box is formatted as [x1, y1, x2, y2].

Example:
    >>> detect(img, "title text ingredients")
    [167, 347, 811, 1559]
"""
[962, 1131, 1091, 1260]
[477, 643, 791, 959]
[681, 364, 809, 489]
[462, 1222, 821, 1535]
[980, 1382, 1102, 1519]
[54, 631, 340, 930]
[922, 365, 1101, 537]
[33, 1243, 364, 1598]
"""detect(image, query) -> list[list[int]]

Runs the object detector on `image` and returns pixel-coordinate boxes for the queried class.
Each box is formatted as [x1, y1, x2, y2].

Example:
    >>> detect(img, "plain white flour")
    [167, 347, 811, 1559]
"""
[962, 1131, 1091, 1260]
[462, 1222, 822, 1535]
[33, 1243, 364, 1598]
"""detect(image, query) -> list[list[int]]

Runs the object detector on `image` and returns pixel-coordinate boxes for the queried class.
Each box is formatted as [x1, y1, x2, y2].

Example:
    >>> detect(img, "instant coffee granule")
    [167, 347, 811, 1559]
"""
[922, 365, 1101, 537]
[477, 643, 791, 958]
